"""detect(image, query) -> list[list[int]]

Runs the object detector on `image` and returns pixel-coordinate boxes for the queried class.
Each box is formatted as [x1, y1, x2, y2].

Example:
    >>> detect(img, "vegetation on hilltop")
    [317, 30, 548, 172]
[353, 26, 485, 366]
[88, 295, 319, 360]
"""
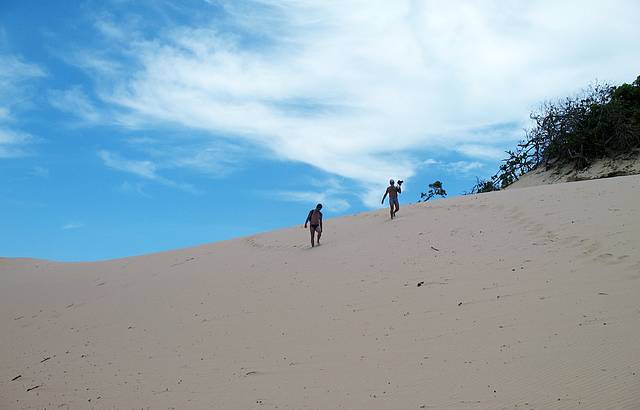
[469, 75, 640, 194]
[420, 180, 447, 201]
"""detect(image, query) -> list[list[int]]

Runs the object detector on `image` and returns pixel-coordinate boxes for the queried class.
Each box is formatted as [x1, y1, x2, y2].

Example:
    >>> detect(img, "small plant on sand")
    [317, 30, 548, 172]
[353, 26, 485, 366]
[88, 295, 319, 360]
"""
[467, 177, 498, 194]
[420, 180, 447, 201]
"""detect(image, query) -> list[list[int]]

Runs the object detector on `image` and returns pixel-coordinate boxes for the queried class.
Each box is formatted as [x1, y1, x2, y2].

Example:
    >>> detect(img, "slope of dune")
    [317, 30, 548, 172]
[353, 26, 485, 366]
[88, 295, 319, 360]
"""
[2, 175, 640, 409]
[508, 150, 640, 189]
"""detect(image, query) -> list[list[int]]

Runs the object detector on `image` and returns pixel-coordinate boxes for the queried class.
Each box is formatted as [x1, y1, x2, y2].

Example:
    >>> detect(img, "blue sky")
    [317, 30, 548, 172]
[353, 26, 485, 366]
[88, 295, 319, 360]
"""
[1, 0, 639, 261]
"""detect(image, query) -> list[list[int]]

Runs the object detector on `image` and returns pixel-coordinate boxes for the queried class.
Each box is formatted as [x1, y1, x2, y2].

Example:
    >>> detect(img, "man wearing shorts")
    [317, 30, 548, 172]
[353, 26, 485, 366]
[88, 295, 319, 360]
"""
[381, 179, 401, 219]
[304, 203, 323, 247]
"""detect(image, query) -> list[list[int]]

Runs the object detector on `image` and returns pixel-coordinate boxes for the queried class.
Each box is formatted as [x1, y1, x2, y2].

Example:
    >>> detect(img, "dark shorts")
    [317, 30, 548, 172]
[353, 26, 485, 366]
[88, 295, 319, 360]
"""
[389, 197, 399, 207]
[310, 224, 321, 233]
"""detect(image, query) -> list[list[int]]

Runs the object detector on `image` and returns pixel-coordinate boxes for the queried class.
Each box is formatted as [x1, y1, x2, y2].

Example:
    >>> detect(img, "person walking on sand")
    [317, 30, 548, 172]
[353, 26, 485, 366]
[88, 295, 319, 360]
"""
[382, 179, 401, 219]
[304, 203, 323, 247]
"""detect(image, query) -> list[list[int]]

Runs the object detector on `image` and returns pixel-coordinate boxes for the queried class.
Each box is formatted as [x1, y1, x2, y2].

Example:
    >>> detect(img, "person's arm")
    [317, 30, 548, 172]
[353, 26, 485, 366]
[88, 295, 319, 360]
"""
[397, 186, 401, 194]
[304, 210, 312, 227]
[320, 213, 323, 230]
[381, 188, 388, 204]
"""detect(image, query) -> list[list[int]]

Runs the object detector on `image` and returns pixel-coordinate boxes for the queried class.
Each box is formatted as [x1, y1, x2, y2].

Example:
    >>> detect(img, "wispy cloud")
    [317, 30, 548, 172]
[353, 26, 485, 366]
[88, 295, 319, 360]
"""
[66, 49, 123, 77]
[0, 54, 46, 117]
[420, 158, 485, 175]
[99, 149, 158, 179]
[98, 149, 200, 193]
[125, 136, 246, 178]
[277, 190, 351, 213]
[456, 145, 507, 161]
[75, 1, 640, 204]
[61, 222, 83, 230]
[0, 128, 35, 158]
[444, 161, 485, 174]
[118, 181, 150, 197]
[0, 53, 45, 158]
[422, 158, 440, 166]
[48, 85, 102, 123]
[30, 166, 50, 177]
[274, 177, 352, 213]
[0, 53, 45, 82]
[94, 18, 128, 41]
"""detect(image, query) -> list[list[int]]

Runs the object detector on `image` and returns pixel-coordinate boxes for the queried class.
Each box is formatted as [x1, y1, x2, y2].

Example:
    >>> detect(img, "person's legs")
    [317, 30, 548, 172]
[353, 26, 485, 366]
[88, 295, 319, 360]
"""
[309, 225, 315, 247]
[316, 228, 322, 245]
[390, 198, 399, 218]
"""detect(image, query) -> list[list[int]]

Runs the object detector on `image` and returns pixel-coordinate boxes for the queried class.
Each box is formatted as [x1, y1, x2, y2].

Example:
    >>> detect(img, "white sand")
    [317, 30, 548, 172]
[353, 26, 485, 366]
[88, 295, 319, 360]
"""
[2, 175, 640, 409]
[509, 151, 640, 189]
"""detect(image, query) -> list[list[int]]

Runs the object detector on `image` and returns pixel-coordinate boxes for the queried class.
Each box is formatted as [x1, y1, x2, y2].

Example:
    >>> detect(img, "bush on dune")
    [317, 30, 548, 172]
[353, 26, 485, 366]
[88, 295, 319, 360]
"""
[420, 180, 447, 201]
[471, 75, 640, 192]
[467, 177, 498, 195]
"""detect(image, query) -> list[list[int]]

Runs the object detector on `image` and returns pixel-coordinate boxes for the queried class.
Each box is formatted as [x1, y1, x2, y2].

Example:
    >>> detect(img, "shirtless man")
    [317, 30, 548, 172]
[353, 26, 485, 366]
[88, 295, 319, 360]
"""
[304, 203, 323, 247]
[381, 179, 401, 219]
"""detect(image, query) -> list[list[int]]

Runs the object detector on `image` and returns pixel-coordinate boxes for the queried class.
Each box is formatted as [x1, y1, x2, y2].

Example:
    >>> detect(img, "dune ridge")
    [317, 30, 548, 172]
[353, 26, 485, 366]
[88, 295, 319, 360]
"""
[2, 175, 640, 409]
[509, 151, 640, 190]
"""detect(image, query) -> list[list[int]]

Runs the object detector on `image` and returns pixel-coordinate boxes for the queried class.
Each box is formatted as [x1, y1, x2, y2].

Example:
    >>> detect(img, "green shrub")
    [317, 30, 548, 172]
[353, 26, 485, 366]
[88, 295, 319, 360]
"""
[470, 74, 640, 192]
[467, 177, 498, 194]
[420, 180, 447, 201]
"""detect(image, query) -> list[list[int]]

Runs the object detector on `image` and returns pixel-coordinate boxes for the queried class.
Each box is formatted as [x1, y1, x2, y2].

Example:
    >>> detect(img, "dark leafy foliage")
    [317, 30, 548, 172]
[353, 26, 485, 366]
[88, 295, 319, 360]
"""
[470, 75, 640, 192]
[420, 180, 447, 201]
[467, 177, 498, 194]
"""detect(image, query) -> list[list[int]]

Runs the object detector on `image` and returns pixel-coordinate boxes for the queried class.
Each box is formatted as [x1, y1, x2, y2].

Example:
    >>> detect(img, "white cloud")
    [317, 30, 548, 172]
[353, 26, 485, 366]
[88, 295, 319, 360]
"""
[274, 177, 352, 212]
[118, 181, 150, 197]
[277, 190, 351, 213]
[94, 18, 128, 41]
[0, 54, 45, 158]
[84, 1, 640, 203]
[125, 137, 245, 177]
[456, 145, 507, 161]
[98, 149, 200, 193]
[422, 158, 440, 166]
[68, 49, 124, 77]
[99, 149, 158, 179]
[444, 161, 485, 174]
[0, 128, 31, 144]
[420, 158, 485, 175]
[31, 166, 49, 177]
[0, 54, 45, 118]
[49, 85, 102, 123]
[0, 54, 45, 82]
[61, 222, 83, 230]
[0, 128, 34, 158]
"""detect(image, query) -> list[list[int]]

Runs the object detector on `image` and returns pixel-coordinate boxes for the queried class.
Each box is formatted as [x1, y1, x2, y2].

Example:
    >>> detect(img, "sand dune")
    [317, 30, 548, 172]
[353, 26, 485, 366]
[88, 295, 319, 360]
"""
[2, 176, 640, 409]
[509, 152, 640, 189]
